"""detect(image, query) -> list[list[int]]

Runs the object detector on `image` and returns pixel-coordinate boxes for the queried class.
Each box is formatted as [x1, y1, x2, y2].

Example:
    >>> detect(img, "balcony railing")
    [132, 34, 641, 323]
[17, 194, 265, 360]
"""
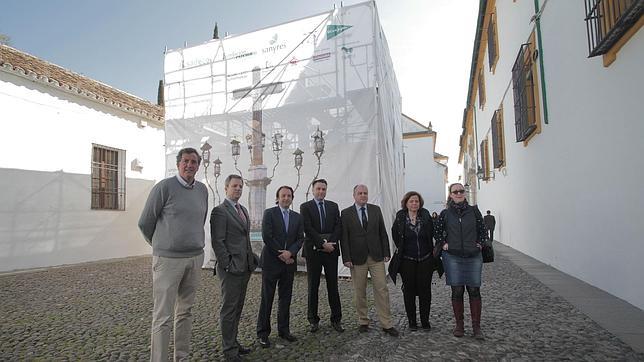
[584, 0, 644, 57]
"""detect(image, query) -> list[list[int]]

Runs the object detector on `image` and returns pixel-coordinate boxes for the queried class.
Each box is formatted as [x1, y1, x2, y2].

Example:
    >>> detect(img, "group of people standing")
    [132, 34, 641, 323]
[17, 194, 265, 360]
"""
[138, 148, 491, 361]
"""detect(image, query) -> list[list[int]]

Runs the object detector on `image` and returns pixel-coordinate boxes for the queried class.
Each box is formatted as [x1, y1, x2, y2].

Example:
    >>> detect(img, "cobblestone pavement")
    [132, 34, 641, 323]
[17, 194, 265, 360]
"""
[1, 251, 643, 361]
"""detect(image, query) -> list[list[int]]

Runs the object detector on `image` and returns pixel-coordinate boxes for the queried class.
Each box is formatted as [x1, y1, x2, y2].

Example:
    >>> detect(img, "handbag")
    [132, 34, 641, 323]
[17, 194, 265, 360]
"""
[387, 249, 402, 284]
[482, 241, 494, 263]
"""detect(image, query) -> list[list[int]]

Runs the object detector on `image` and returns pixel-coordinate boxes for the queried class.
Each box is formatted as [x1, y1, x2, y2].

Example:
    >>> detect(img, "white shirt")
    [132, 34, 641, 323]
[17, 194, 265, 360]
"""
[354, 203, 368, 224]
[176, 174, 195, 188]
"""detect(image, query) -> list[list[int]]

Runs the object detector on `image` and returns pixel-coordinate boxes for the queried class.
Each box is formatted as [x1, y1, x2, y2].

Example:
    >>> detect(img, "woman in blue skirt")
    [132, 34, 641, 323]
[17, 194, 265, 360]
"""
[434, 183, 488, 340]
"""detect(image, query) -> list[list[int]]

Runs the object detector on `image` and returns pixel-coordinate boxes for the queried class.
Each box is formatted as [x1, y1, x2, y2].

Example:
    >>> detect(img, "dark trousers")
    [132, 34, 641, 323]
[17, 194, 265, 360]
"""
[488, 228, 495, 242]
[256, 266, 295, 338]
[399, 258, 433, 326]
[305, 252, 342, 324]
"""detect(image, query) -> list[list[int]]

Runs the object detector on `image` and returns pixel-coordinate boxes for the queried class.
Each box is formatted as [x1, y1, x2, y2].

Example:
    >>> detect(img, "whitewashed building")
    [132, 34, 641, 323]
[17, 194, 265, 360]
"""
[459, 0, 644, 309]
[0, 45, 165, 272]
[402, 114, 447, 214]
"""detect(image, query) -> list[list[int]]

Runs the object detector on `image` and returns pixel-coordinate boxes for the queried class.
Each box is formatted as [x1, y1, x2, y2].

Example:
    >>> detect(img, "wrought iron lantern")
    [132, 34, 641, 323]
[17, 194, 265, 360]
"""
[200, 141, 212, 167]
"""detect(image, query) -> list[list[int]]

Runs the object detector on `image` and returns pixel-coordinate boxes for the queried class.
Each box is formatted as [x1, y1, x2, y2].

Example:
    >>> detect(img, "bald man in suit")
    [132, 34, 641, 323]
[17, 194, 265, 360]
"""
[340, 184, 399, 337]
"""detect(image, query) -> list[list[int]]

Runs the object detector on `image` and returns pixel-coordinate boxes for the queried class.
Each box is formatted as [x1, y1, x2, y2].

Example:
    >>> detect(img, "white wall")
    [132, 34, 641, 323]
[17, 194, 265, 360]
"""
[404, 136, 447, 214]
[0, 71, 166, 271]
[471, 1, 644, 310]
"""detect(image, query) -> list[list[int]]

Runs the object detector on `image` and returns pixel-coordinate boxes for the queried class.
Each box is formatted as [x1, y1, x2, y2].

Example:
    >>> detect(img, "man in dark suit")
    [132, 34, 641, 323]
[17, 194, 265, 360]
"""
[300, 179, 344, 333]
[211, 174, 259, 362]
[340, 184, 399, 337]
[256, 186, 305, 348]
[484, 210, 496, 241]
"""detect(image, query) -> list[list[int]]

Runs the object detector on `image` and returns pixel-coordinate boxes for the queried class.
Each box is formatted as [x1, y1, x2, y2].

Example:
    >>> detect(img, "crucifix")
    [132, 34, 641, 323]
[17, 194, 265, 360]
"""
[232, 66, 284, 230]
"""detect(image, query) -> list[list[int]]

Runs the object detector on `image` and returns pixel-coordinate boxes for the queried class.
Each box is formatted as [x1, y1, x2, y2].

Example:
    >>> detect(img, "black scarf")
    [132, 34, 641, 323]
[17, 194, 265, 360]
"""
[448, 199, 469, 217]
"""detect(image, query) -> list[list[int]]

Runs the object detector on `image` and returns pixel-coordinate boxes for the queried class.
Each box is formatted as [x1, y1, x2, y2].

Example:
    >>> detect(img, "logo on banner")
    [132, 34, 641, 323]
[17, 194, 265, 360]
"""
[184, 56, 216, 68]
[326, 24, 352, 40]
[313, 52, 331, 62]
[229, 49, 256, 60]
[263, 33, 286, 54]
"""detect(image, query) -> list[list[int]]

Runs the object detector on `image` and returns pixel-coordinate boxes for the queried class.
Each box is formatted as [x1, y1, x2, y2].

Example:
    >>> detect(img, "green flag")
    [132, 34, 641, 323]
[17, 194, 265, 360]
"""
[326, 24, 353, 40]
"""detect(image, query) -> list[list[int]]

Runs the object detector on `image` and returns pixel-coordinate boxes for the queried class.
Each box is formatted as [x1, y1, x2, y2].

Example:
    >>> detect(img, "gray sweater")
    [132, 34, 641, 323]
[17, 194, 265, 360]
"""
[138, 176, 208, 257]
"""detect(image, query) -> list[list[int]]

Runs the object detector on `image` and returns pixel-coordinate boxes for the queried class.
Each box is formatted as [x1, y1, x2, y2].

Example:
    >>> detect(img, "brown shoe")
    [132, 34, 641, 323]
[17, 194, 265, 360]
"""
[382, 327, 399, 337]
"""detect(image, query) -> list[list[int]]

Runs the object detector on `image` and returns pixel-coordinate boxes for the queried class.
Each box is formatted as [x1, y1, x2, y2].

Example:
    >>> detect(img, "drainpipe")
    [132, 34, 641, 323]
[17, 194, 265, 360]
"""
[533, 0, 550, 124]
[473, 105, 480, 197]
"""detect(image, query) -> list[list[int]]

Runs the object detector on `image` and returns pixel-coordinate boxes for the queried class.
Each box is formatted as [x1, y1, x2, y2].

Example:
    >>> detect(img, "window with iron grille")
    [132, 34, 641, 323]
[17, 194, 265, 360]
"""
[480, 139, 490, 181]
[491, 108, 505, 168]
[487, 12, 499, 72]
[91, 144, 125, 210]
[478, 68, 486, 109]
[512, 34, 540, 143]
[584, 0, 643, 58]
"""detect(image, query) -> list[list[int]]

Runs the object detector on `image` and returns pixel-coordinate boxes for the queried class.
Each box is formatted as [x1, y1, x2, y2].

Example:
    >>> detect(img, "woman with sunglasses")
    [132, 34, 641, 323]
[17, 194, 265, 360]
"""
[434, 183, 488, 339]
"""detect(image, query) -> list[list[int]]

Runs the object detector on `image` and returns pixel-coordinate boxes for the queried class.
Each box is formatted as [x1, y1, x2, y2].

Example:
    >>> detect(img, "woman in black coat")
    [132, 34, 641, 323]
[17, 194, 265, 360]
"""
[391, 191, 440, 331]
[434, 183, 488, 339]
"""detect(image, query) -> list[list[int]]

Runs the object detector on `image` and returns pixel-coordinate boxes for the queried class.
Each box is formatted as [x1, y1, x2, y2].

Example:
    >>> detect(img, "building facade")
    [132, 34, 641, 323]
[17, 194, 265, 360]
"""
[459, 1, 643, 309]
[402, 114, 448, 214]
[0, 45, 165, 272]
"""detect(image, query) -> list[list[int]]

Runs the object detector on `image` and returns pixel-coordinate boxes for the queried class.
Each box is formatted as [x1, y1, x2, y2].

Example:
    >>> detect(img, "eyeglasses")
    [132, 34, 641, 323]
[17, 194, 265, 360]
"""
[451, 189, 466, 195]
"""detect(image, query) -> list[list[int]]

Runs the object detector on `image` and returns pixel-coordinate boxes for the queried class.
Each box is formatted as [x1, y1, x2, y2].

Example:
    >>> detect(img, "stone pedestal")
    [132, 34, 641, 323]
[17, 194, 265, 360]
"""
[247, 165, 271, 252]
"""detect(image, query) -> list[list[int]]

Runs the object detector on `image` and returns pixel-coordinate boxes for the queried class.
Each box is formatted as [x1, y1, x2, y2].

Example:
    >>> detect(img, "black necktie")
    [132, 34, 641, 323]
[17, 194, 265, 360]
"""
[318, 201, 326, 231]
[360, 206, 368, 230]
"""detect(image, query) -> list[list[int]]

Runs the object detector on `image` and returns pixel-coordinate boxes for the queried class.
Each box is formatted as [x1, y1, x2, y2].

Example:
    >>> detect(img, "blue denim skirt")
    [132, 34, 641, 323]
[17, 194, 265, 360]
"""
[441, 251, 482, 287]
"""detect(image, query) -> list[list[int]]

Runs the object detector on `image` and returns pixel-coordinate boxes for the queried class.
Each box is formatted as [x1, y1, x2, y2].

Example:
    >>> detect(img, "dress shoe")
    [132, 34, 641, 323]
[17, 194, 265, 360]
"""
[225, 355, 242, 362]
[382, 327, 400, 337]
[358, 324, 369, 333]
[409, 323, 418, 332]
[331, 322, 345, 333]
[279, 333, 297, 342]
[237, 345, 251, 355]
[309, 323, 320, 333]
[258, 336, 270, 348]
[421, 323, 431, 331]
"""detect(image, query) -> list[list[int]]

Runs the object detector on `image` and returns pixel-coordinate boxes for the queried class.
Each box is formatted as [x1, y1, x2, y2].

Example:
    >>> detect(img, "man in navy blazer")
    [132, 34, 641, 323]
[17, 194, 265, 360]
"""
[256, 185, 304, 348]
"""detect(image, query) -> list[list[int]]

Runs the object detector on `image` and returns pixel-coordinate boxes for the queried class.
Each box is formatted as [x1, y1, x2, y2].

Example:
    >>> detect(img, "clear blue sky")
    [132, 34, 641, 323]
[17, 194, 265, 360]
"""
[1, 0, 357, 101]
[1, 0, 479, 180]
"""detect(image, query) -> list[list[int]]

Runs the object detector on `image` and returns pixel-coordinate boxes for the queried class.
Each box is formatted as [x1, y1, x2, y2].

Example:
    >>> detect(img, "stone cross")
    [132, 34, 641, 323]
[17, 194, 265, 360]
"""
[232, 66, 284, 230]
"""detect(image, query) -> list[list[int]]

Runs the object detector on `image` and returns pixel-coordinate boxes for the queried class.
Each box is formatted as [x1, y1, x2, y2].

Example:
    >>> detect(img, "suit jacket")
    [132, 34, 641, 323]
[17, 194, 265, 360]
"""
[260, 206, 305, 272]
[340, 203, 391, 265]
[299, 199, 342, 258]
[210, 200, 259, 275]
[484, 214, 496, 229]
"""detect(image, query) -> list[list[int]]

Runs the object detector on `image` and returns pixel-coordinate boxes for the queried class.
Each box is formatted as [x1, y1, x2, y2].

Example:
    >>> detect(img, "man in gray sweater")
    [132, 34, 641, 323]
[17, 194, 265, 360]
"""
[138, 147, 208, 362]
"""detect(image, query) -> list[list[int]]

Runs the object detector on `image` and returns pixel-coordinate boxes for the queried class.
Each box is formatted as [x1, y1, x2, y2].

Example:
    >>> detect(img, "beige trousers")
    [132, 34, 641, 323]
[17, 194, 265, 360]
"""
[151, 253, 204, 362]
[350, 255, 393, 329]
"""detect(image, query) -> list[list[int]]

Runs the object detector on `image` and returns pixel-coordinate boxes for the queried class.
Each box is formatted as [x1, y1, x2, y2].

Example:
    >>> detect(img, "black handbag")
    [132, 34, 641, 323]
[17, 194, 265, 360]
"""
[388, 249, 402, 284]
[482, 241, 494, 263]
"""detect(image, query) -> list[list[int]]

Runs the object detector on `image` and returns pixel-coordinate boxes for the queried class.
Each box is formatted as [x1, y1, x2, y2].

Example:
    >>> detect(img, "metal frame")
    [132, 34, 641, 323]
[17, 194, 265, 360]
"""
[584, 0, 644, 57]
